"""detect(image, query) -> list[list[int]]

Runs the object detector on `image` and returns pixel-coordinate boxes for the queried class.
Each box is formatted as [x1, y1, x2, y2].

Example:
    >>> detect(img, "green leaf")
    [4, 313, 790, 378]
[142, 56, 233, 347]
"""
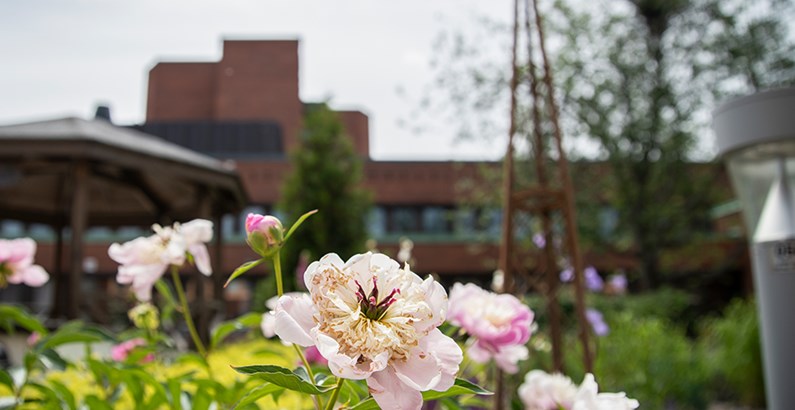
[27, 382, 59, 404]
[233, 365, 333, 395]
[144, 391, 168, 409]
[283, 209, 318, 242]
[421, 378, 492, 401]
[210, 312, 262, 350]
[39, 348, 68, 371]
[189, 388, 213, 410]
[48, 379, 77, 410]
[40, 330, 103, 350]
[155, 280, 179, 310]
[128, 369, 168, 401]
[0, 370, 12, 391]
[224, 259, 265, 288]
[84, 395, 114, 410]
[347, 378, 491, 410]
[0, 305, 47, 335]
[345, 397, 379, 410]
[233, 383, 284, 408]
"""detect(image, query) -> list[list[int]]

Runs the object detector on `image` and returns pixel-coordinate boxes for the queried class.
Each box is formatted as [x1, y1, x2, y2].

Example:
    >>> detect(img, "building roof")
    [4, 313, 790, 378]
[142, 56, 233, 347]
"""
[0, 116, 248, 226]
[133, 120, 284, 159]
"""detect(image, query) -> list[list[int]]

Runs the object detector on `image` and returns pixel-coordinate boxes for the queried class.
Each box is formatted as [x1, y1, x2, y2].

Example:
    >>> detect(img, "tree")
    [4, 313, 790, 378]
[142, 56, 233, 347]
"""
[420, 0, 795, 289]
[279, 103, 371, 291]
[551, 0, 795, 288]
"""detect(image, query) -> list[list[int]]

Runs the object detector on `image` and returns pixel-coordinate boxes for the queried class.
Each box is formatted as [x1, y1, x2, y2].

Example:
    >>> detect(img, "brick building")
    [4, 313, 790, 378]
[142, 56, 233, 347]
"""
[0, 39, 744, 321]
[135, 39, 507, 284]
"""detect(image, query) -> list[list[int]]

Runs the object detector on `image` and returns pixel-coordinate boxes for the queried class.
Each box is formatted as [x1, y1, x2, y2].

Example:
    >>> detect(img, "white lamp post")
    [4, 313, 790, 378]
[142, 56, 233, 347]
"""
[714, 87, 795, 410]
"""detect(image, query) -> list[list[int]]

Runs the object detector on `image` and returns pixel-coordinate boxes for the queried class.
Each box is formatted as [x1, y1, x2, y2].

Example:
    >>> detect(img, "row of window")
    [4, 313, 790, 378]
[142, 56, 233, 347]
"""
[0, 205, 505, 243]
[0, 205, 621, 243]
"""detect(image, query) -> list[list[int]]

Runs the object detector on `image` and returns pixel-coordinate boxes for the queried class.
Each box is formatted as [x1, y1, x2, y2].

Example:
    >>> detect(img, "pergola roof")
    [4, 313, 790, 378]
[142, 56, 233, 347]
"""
[0, 117, 248, 226]
[0, 116, 249, 320]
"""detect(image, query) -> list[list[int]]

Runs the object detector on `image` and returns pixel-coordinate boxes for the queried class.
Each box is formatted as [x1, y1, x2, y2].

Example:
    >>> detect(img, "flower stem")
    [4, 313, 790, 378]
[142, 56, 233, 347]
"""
[324, 378, 345, 410]
[171, 266, 207, 358]
[273, 252, 321, 408]
[293, 344, 317, 384]
[293, 344, 323, 410]
[273, 250, 284, 296]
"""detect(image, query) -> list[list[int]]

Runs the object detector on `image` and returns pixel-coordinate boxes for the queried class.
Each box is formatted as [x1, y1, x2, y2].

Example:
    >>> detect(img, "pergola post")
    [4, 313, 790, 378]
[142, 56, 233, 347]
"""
[212, 210, 225, 318]
[68, 161, 89, 319]
[194, 190, 213, 345]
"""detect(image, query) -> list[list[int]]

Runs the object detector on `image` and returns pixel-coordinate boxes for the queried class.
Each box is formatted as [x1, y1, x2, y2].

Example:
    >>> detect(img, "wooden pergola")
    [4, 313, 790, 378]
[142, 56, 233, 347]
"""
[0, 117, 248, 326]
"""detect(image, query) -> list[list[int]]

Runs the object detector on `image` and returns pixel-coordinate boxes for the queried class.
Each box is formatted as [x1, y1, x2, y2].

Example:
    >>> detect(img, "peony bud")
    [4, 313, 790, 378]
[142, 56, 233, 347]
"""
[245, 214, 284, 257]
[128, 302, 160, 330]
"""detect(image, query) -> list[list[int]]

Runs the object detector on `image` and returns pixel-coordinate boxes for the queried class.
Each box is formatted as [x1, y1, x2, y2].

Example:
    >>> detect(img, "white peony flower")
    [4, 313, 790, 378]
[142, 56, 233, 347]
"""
[274, 252, 462, 410]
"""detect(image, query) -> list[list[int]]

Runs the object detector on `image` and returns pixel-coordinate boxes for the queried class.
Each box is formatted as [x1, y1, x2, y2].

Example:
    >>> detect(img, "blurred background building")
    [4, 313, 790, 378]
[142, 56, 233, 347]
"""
[0, 39, 746, 323]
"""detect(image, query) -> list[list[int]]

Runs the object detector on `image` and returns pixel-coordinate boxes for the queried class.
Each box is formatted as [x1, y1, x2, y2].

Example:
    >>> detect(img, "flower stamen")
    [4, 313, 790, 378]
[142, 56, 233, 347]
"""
[355, 278, 401, 321]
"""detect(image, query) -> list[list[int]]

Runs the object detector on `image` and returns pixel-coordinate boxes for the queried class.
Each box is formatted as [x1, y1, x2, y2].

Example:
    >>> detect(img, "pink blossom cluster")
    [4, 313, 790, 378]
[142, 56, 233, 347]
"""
[110, 338, 153, 363]
[108, 219, 213, 301]
[447, 282, 534, 373]
[0, 238, 49, 287]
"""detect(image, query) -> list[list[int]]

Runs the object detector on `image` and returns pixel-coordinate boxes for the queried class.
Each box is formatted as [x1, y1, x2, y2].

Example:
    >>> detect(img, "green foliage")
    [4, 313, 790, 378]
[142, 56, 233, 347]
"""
[279, 103, 371, 291]
[233, 364, 334, 395]
[594, 312, 709, 409]
[347, 378, 492, 410]
[698, 298, 765, 407]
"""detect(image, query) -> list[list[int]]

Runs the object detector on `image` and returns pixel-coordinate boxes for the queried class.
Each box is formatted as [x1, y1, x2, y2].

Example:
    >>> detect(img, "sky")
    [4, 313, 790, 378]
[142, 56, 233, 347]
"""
[0, 0, 514, 161]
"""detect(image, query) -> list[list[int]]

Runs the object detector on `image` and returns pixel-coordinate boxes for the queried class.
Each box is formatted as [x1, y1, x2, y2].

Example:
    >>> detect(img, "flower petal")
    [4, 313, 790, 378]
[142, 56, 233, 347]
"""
[303, 253, 344, 291]
[6, 238, 36, 266]
[189, 243, 212, 276]
[180, 219, 213, 244]
[273, 294, 316, 346]
[126, 264, 168, 301]
[414, 277, 448, 333]
[493, 344, 528, 374]
[261, 311, 276, 338]
[424, 328, 462, 391]
[367, 367, 423, 410]
[315, 332, 383, 380]
[392, 328, 461, 392]
[18, 265, 49, 287]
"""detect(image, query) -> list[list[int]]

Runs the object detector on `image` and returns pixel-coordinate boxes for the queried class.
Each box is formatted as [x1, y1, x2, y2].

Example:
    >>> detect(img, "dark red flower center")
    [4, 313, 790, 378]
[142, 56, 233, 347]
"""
[355, 277, 400, 320]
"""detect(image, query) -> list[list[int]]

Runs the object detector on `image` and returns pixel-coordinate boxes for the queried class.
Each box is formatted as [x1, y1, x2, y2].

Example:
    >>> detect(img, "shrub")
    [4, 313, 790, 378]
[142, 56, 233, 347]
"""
[594, 312, 709, 409]
[698, 298, 765, 407]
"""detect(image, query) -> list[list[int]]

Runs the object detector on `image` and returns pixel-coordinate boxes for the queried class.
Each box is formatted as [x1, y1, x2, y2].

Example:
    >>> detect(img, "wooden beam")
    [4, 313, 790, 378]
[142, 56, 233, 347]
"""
[68, 161, 89, 319]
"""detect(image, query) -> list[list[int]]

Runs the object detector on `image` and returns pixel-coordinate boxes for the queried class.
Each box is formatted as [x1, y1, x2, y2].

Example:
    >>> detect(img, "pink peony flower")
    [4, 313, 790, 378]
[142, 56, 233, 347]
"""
[110, 338, 153, 363]
[274, 252, 462, 410]
[518, 370, 639, 410]
[109, 219, 213, 301]
[0, 238, 50, 287]
[447, 282, 534, 373]
[245, 213, 283, 257]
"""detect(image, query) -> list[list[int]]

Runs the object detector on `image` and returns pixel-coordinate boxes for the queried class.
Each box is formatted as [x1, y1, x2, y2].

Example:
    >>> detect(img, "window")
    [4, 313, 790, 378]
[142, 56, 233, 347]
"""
[222, 214, 237, 238]
[454, 208, 477, 236]
[0, 220, 24, 237]
[390, 207, 419, 233]
[422, 207, 450, 234]
[367, 207, 387, 237]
